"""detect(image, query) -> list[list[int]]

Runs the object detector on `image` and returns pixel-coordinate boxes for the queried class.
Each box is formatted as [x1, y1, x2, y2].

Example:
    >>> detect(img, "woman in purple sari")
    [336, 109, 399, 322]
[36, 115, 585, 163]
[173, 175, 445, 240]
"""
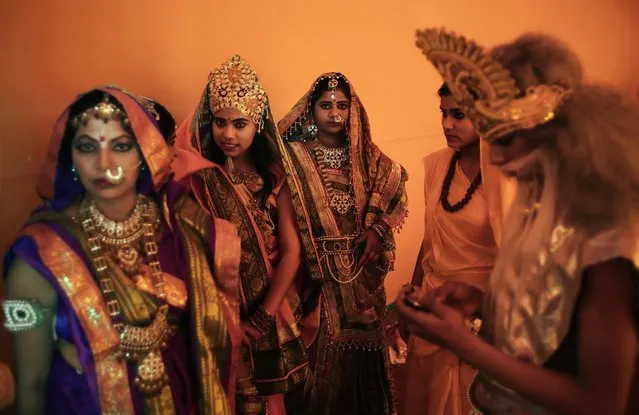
[2, 86, 242, 414]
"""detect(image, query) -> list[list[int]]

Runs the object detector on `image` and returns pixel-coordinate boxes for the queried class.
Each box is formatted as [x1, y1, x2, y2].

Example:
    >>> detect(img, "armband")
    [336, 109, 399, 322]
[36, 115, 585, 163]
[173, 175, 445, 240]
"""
[2, 299, 49, 332]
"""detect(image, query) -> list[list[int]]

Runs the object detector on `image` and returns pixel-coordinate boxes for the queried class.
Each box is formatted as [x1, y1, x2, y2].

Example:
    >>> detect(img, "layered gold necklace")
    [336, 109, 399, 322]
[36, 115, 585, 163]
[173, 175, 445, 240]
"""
[77, 195, 174, 397]
[313, 140, 355, 216]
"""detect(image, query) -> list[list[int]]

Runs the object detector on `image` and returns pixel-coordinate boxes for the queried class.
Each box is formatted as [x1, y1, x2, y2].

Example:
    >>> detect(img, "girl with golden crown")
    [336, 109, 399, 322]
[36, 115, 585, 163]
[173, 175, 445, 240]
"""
[172, 55, 320, 415]
[2, 86, 242, 414]
[277, 73, 408, 415]
[397, 29, 639, 415]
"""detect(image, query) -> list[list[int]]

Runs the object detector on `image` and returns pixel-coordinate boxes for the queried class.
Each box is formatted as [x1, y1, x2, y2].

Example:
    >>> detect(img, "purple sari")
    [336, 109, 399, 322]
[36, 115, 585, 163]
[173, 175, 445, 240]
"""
[4, 87, 241, 414]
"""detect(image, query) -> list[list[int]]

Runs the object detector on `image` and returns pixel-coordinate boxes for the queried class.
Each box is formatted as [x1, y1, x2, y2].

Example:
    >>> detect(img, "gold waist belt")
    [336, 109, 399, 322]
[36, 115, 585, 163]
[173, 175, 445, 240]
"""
[315, 235, 363, 284]
[315, 235, 359, 254]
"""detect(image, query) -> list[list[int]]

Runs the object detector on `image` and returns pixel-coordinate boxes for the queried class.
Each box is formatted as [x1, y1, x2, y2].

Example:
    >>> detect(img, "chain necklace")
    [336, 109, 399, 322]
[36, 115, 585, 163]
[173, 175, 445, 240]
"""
[312, 140, 355, 216]
[440, 151, 482, 213]
[77, 195, 173, 396]
[311, 139, 364, 284]
[225, 157, 263, 194]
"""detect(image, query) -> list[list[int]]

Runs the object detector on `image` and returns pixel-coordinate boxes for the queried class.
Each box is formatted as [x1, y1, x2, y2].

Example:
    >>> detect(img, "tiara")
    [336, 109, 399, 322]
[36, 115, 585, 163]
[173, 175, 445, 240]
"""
[415, 28, 570, 141]
[71, 94, 129, 130]
[208, 55, 269, 132]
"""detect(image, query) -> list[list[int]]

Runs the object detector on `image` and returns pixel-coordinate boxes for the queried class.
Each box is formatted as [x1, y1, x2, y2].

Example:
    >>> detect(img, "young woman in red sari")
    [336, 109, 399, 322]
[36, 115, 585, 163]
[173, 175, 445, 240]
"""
[172, 55, 320, 415]
[278, 73, 409, 415]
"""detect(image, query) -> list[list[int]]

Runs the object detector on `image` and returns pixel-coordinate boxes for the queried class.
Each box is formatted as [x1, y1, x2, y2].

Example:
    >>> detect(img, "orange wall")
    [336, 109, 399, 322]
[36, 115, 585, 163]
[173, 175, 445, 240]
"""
[1, 0, 638, 372]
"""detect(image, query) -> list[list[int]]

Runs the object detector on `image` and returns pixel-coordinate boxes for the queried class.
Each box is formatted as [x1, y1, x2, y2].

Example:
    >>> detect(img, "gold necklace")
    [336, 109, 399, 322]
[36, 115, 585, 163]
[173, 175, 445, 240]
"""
[312, 141, 355, 216]
[315, 140, 349, 170]
[78, 194, 172, 396]
[87, 195, 145, 246]
[225, 157, 264, 193]
[81, 196, 161, 276]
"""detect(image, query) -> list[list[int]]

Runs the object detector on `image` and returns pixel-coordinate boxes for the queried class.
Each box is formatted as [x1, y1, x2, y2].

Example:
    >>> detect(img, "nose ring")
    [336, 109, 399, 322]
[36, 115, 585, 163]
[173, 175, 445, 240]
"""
[105, 166, 124, 184]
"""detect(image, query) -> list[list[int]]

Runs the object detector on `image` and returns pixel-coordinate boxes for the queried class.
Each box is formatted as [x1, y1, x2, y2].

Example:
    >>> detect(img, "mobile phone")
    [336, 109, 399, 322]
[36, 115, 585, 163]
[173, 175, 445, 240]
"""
[403, 295, 430, 312]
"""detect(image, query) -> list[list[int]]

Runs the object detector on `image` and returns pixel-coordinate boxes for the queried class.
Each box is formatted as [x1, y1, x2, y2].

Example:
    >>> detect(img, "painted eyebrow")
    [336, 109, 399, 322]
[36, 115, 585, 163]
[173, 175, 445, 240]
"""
[213, 116, 249, 122]
[73, 134, 132, 142]
[319, 100, 349, 104]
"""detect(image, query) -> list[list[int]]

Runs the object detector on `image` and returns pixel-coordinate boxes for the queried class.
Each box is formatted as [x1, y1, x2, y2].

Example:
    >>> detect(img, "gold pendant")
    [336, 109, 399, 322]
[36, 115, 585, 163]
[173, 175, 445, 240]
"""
[135, 350, 169, 396]
[117, 244, 140, 275]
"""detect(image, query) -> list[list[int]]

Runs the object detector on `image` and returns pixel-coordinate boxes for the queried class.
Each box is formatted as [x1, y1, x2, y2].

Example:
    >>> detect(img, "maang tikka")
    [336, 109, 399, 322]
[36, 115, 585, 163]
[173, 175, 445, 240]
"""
[327, 76, 344, 124]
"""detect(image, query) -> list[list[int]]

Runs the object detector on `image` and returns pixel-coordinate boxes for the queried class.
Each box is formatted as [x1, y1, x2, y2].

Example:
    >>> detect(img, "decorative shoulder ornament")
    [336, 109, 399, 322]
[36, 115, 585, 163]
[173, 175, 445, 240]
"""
[415, 28, 571, 141]
[208, 55, 269, 132]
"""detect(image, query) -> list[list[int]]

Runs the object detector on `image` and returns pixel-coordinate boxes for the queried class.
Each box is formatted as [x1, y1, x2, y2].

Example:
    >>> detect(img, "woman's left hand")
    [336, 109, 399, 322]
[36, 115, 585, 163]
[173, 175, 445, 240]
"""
[395, 286, 471, 353]
[240, 322, 264, 346]
[356, 229, 383, 267]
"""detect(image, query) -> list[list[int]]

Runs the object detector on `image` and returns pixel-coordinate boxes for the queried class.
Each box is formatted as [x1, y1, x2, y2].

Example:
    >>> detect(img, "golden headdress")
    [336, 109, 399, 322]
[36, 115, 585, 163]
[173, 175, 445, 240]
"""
[207, 54, 269, 132]
[415, 28, 571, 141]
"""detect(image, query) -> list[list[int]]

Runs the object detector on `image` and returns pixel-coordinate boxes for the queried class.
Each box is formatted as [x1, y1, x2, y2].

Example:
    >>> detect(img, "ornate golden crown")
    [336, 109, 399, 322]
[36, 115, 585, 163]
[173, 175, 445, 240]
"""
[208, 55, 269, 131]
[415, 28, 571, 141]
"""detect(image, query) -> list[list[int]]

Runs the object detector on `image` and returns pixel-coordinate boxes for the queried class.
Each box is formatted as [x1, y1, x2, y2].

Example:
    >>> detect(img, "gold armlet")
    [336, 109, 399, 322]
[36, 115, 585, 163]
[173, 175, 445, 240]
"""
[2, 299, 50, 332]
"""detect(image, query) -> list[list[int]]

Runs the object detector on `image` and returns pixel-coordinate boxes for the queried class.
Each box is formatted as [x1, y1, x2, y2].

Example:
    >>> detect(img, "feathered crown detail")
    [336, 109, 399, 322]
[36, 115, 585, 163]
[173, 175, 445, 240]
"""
[415, 28, 570, 141]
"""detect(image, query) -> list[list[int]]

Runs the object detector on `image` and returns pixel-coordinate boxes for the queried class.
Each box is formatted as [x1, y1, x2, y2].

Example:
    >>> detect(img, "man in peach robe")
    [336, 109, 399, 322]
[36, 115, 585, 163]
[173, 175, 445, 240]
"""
[401, 84, 513, 415]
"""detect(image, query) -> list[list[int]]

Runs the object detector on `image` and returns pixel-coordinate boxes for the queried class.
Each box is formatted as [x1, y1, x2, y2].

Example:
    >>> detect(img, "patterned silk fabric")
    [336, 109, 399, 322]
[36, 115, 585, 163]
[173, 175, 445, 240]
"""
[277, 73, 409, 414]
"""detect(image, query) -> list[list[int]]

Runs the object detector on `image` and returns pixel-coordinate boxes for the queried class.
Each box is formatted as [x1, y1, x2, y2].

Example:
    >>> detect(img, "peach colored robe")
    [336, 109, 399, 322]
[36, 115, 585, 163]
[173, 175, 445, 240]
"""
[403, 144, 504, 415]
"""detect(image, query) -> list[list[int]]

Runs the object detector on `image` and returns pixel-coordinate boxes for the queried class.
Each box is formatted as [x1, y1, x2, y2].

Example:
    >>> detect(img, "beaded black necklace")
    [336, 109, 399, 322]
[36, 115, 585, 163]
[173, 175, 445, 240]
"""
[440, 151, 482, 213]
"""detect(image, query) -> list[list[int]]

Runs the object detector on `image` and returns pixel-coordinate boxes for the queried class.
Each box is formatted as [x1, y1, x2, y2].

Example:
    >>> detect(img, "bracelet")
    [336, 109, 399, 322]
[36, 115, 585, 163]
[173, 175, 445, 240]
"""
[249, 305, 276, 336]
[371, 223, 389, 240]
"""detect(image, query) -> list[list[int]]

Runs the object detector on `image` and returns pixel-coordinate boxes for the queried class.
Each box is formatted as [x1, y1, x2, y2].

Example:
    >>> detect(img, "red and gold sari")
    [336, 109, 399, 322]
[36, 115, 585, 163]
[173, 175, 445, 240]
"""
[172, 83, 321, 414]
[277, 73, 409, 415]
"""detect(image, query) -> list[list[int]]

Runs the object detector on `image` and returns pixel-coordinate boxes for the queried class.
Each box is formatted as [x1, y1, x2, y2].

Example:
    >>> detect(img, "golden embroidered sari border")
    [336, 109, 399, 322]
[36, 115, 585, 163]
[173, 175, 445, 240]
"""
[175, 196, 235, 415]
[22, 223, 134, 414]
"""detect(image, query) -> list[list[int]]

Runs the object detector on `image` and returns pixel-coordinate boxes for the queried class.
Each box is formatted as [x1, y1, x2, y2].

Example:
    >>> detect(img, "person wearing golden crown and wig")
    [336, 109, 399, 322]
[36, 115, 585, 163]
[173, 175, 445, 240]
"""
[172, 55, 322, 415]
[396, 28, 639, 415]
[277, 73, 408, 415]
[2, 86, 242, 414]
